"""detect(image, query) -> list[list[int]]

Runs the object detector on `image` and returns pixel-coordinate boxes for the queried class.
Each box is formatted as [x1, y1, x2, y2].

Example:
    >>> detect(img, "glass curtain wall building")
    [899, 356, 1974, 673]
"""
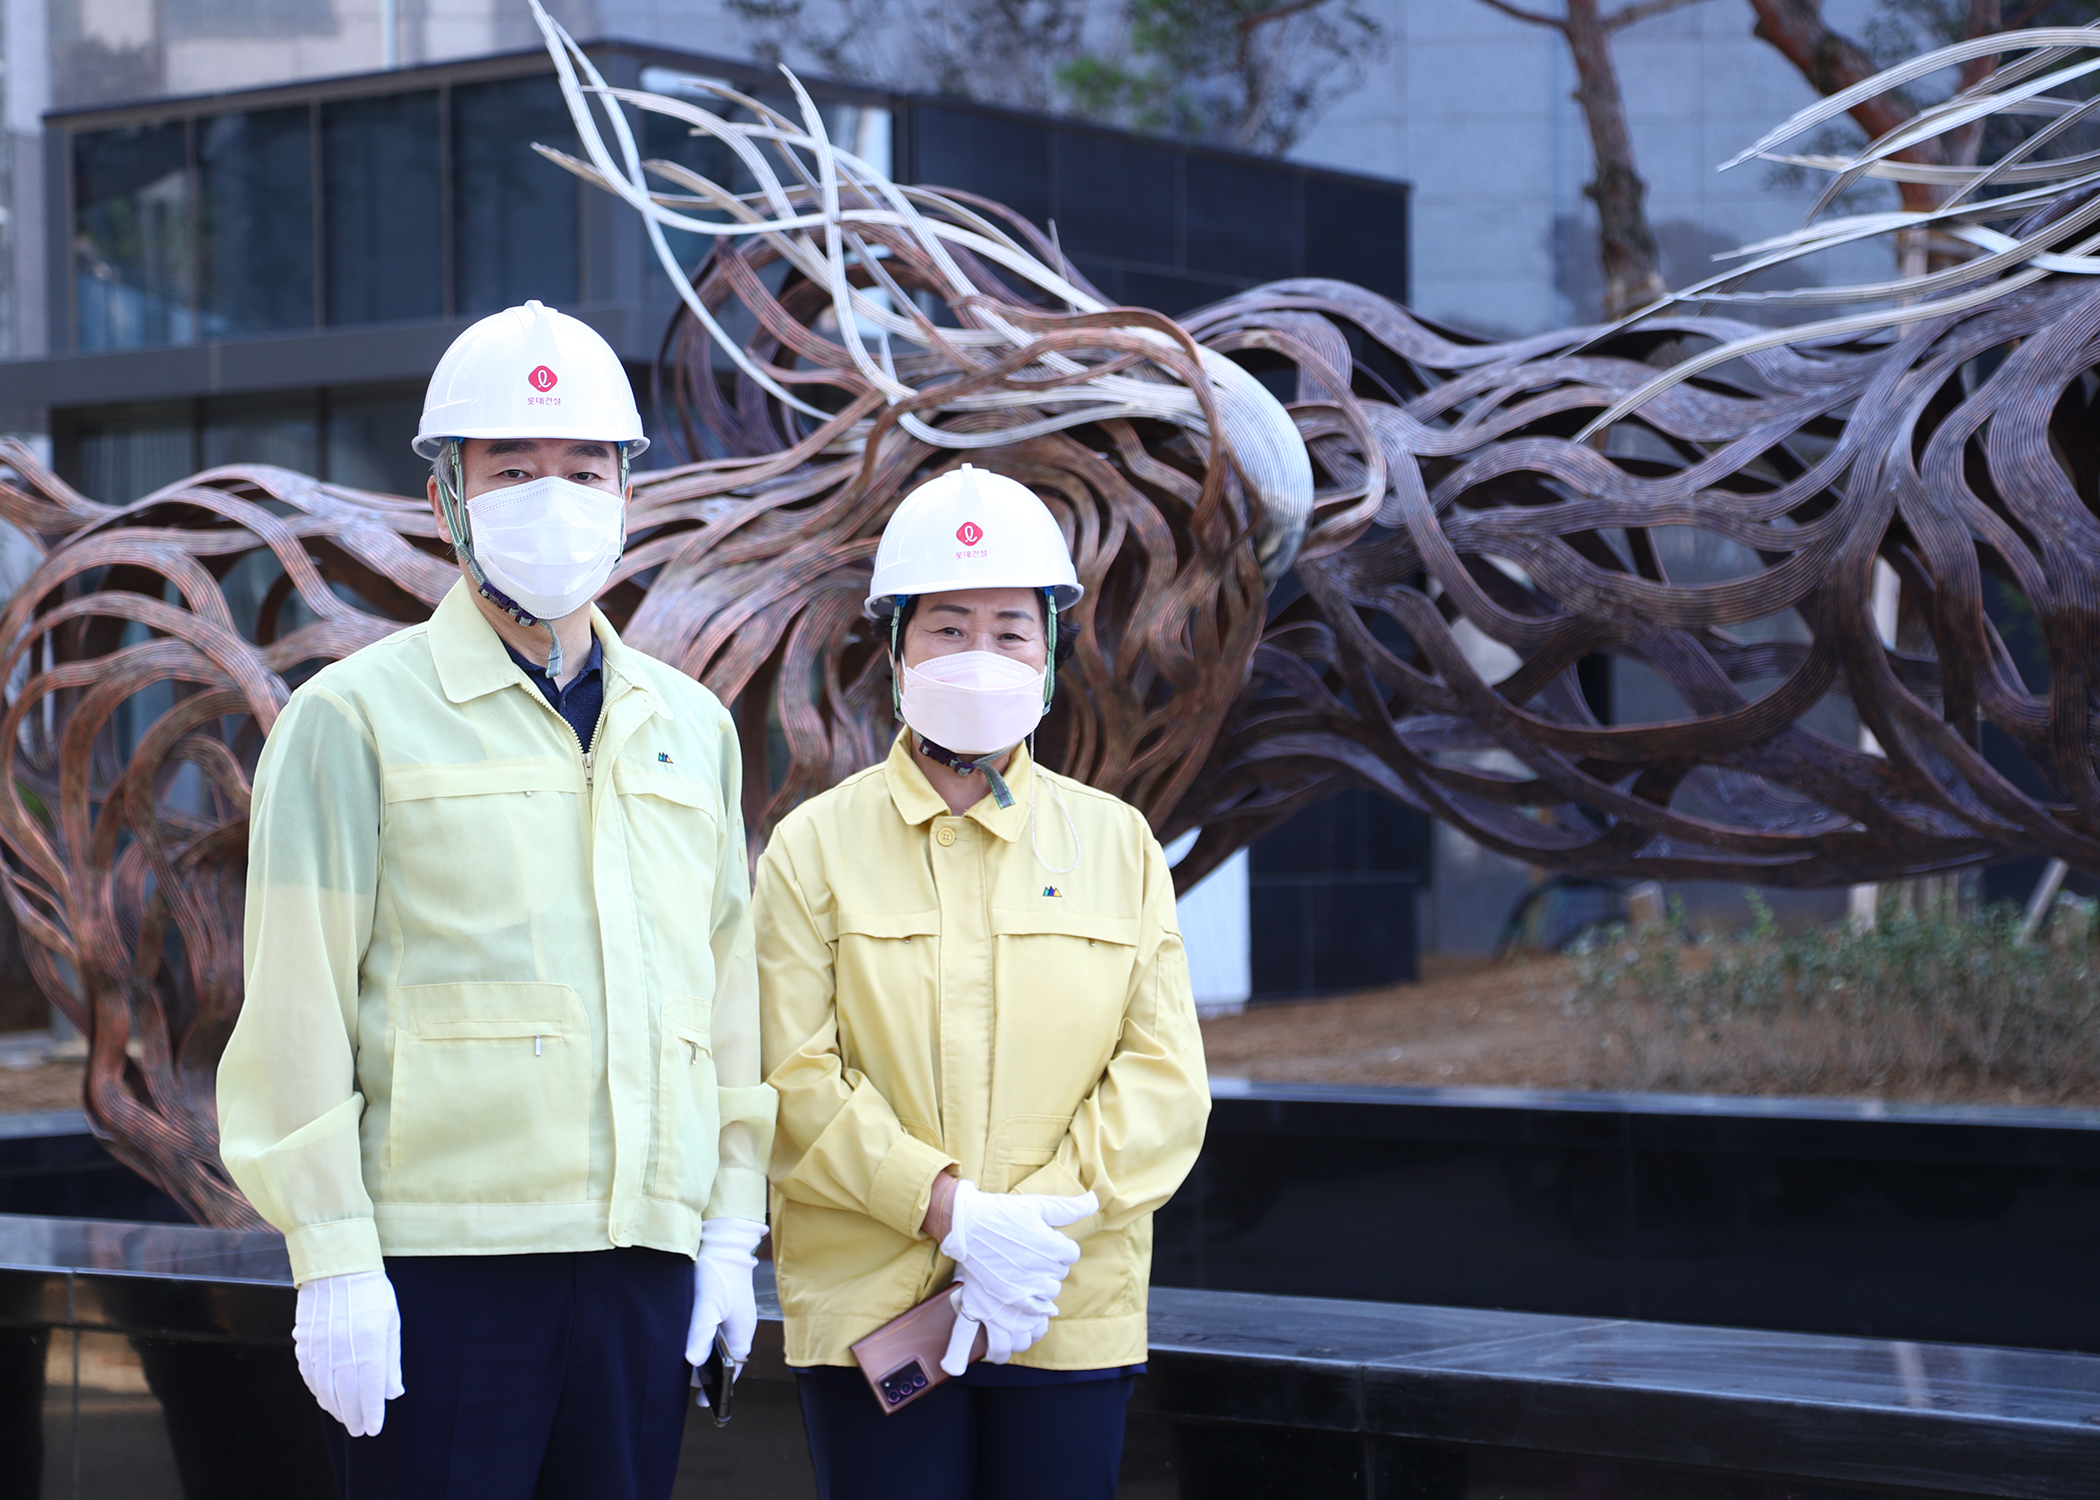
[30, 42, 880, 501]
[71, 72, 581, 350]
[22, 42, 1407, 513]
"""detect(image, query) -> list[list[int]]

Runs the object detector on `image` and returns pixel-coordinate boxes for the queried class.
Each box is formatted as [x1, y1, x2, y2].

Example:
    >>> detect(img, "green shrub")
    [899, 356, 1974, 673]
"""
[1564, 894, 2100, 1103]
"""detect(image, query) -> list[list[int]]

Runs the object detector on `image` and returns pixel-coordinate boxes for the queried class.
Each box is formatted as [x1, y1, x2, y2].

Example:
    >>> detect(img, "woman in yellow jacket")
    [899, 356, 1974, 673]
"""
[755, 465, 1211, 1500]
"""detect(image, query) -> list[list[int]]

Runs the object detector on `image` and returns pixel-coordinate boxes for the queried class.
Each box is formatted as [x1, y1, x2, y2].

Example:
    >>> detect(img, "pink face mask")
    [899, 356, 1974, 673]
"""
[897, 650, 1048, 756]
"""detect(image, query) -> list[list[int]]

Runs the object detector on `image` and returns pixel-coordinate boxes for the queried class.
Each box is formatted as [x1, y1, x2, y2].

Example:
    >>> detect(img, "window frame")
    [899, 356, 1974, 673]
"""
[55, 50, 615, 352]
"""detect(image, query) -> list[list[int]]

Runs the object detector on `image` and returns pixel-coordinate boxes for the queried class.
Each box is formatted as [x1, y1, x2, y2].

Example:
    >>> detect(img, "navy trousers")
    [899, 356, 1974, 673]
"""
[323, 1248, 694, 1500]
[796, 1368, 1133, 1500]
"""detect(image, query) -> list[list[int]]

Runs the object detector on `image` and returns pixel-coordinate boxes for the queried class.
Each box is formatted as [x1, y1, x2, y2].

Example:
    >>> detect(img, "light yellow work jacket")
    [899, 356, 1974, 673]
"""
[756, 735, 1209, 1370]
[218, 580, 776, 1286]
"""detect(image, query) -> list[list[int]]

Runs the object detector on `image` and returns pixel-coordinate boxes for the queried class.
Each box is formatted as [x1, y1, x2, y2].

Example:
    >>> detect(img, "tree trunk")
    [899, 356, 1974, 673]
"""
[1565, 0, 1670, 317]
[1744, 0, 1943, 215]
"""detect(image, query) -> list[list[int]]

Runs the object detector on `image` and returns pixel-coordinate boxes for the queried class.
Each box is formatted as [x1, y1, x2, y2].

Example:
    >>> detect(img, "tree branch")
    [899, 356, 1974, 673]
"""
[1744, 0, 1943, 210]
[1604, 0, 1712, 34]
[1234, 0, 1330, 89]
[1237, 0, 1330, 36]
[1473, 0, 1567, 32]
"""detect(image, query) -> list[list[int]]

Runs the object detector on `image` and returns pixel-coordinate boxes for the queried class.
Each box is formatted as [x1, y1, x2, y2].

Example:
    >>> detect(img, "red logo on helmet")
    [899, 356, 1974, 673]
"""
[956, 521, 984, 547]
[528, 365, 559, 391]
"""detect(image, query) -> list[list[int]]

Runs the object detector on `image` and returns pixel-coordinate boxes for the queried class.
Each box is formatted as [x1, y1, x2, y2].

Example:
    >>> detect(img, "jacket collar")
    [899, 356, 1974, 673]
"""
[883, 731, 1034, 843]
[427, 578, 671, 719]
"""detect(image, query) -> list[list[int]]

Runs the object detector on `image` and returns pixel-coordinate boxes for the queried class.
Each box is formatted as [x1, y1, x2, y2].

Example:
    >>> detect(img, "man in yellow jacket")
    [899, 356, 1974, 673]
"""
[757, 465, 1210, 1499]
[217, 301, 775, 1500]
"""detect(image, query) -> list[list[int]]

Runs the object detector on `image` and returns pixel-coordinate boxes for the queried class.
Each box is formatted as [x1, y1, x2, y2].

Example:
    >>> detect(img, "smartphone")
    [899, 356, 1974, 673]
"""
[695, 1331, 736, 1426]
[848, 1284, 986, 1416]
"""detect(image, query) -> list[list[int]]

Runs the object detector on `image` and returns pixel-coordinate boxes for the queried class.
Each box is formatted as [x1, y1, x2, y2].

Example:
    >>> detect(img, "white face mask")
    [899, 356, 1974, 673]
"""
[898, 650, 1048, 757]
[465, 474, 624, 621]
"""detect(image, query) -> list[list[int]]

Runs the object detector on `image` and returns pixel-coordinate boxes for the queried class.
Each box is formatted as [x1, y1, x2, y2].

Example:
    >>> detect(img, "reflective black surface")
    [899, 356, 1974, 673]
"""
[69, 77, 494, 349]
[450, 75, 582, 316]
[72, 121, 194, 350]
[4, 1212, 2096, 1498]
[1156, 1081, 2100, 1353]
[198, 106, 315, 336]
[321, 91, 443, 327]
[0, 1113, 185, 1224]
[906, 100, 1410, 317]
[1139, 1285, 2100, 1495]
[0, 1216, 325, 1498]
[18, 1078, 2100, 1361]
[1248, 787, 1427, 997]
[0, 1214, 291, 1287]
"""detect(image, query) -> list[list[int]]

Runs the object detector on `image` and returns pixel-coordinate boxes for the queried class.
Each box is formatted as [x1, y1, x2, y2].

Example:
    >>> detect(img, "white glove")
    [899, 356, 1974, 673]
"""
[935, 1182, 1096, 1377]
[938, 1181, 1096, 1314]
[687, 1216, 767, 1398]
[941, 1278, 1050, 1376]
[293, 1269, 403, 1437]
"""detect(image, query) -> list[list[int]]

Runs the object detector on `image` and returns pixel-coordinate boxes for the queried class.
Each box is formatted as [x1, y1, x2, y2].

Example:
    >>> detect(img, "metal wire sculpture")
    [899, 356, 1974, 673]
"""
[8, 22, 2100, 1222]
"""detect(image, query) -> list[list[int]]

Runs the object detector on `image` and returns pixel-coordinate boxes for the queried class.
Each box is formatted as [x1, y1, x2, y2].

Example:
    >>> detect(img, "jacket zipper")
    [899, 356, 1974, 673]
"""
[555, 696, 610, 786]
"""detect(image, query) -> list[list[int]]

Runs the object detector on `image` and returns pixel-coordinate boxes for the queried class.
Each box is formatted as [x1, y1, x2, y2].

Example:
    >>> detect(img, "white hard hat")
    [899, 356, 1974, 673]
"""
[866, 465, 1082, 615]
[413, 300, 648, 459]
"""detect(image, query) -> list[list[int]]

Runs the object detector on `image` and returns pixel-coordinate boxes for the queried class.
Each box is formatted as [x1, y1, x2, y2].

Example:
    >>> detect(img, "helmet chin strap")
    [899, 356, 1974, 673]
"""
[437, 438, 634, 681]
[913, 735, 1018, 809]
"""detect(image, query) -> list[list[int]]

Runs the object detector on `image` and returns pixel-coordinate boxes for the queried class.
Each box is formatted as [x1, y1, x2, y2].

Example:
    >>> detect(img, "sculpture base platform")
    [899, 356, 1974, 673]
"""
[2, 1213, 2094, 1499]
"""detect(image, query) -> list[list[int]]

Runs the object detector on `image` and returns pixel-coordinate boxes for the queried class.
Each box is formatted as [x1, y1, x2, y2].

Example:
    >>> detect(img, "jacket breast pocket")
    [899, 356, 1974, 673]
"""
[832, 909, 941, 1078]
[383, 981, 590, 1203]
[651, 995, 720, 1207]
[614, 765, 722, 976]
[381, 760, 583, 926]
[990, 909, 1141, 1095]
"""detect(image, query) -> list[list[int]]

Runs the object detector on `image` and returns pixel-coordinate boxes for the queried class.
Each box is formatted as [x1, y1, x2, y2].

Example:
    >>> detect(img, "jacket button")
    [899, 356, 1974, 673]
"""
[935, 826, 957, 847]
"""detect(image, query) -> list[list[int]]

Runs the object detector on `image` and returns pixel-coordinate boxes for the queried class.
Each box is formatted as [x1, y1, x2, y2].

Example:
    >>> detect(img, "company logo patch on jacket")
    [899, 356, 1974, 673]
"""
[1042, 885, 1062, 897]
[657, 751, 674, 764]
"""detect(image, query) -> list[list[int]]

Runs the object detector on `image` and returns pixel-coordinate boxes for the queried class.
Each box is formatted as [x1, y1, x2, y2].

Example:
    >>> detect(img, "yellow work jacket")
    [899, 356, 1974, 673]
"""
[218, 580, 776, 1286]
[755, 735, 1209, 1369]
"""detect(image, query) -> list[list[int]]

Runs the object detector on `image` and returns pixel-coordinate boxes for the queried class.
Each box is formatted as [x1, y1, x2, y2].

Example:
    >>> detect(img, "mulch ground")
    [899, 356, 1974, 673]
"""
[1199, 956, 1588, 1089]
[0, 1056, 86, 1114]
